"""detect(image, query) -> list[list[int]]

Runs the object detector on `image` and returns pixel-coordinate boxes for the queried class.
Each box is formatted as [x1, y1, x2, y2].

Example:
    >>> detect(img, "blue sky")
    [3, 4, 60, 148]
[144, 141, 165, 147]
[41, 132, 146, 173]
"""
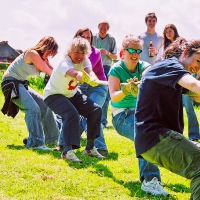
[1, 0, 199, 65]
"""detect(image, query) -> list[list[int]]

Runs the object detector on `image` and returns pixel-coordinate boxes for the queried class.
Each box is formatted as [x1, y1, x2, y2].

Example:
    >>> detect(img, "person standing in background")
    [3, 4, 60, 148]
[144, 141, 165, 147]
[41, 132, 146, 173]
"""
[93, 21, 117, 128]
[156, 23, 200, 142]
[139, 12, 162, 65]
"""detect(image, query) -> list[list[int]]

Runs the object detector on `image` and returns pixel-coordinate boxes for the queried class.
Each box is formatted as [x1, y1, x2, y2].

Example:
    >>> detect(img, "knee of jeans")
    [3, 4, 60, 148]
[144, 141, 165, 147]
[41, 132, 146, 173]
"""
[62, 110, 79, 122]
[27, 104, 41, 115]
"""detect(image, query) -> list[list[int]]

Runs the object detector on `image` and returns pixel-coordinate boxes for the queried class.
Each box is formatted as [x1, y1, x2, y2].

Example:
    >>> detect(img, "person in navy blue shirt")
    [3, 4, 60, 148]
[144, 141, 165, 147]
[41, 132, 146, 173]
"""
[135, 38, 200, 199]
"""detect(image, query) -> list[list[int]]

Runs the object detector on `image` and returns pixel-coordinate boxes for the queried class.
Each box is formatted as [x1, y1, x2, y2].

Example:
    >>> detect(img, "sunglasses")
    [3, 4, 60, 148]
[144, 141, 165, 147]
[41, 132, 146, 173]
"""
[126, 48, 143, 54]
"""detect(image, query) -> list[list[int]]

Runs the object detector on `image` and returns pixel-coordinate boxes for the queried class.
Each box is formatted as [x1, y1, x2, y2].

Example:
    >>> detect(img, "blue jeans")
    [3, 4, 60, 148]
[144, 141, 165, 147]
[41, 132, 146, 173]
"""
[101, 65, 110, 126]
[79, 84, 108, 150]
[142, 130, 200, 199]
[112, 109, 161, 182]
[182, 94, 200, 140]
[10, 82, 59, 147]
[44, 92, 102, 150]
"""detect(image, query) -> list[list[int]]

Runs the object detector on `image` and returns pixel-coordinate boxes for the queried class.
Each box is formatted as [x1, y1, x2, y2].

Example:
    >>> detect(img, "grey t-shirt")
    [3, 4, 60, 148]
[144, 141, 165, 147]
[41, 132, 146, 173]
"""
[93, 34, 117, 66]
[5, 53, 39, 81]
[139, 32, 163, 65]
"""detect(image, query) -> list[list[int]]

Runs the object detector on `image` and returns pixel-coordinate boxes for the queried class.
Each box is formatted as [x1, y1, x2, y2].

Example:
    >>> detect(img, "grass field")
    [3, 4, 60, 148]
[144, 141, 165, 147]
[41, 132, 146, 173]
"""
[0, 71, 197, 200]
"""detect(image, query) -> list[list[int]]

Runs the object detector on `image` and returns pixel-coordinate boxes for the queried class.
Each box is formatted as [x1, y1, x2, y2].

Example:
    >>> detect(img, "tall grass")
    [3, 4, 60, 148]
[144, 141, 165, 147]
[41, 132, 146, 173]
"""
[0, 71, 195, 199]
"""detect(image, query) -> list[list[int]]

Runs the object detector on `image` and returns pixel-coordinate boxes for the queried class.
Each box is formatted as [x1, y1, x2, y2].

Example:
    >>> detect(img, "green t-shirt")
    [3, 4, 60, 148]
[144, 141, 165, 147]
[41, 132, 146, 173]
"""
[108, 60, 150, 108]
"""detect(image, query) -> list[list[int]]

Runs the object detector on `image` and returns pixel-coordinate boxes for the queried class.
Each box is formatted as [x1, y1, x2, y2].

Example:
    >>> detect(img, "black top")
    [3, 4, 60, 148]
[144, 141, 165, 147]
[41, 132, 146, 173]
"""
[135, 57, 190, 157]
[1, 80, 28, 118]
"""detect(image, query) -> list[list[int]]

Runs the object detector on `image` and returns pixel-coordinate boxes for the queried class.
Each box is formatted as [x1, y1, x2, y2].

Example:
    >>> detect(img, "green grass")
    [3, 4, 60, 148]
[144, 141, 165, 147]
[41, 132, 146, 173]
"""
[0, 71, 196, 199]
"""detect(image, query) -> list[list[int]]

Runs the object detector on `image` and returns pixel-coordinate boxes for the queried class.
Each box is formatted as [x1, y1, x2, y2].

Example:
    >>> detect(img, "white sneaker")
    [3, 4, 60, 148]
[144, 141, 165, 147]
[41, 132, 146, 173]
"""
[33, 145, 51, 151]
[141, 177, 169, 196]
[61, 150, 82, 163]
[82, 147, 105, 159]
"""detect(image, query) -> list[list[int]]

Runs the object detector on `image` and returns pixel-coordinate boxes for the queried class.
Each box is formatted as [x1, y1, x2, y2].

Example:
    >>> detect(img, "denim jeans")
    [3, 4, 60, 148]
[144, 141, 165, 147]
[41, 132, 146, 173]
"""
[11, 83, 59, 147]
[79, 83, 108, 150]
[44, 92, 102, 151]
[182, 94, 200, 140]
[112, 109, 161, 182]
[142, 130, 200, 199]
[101, 65, 111, 126]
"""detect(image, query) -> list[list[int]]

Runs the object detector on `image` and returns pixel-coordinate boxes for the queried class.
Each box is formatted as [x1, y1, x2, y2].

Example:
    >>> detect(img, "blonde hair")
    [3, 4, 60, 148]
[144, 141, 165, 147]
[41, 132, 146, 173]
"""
[122, 34, 143, 49]
[66, 37, 91, 57]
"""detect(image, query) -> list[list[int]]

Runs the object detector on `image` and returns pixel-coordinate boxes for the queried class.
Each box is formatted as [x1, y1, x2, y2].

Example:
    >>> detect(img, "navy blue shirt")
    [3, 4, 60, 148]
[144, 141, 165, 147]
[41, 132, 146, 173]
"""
[135, 57, 190, 157]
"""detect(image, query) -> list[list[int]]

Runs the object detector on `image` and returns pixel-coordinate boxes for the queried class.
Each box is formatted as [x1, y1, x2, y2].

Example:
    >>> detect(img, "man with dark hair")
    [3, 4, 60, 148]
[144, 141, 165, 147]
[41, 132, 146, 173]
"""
[135, 38, 200, 199]
[139, 12, 162, 65]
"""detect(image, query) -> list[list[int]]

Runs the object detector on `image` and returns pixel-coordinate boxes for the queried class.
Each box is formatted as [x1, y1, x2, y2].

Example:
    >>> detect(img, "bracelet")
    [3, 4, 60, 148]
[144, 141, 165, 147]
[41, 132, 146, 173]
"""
[107, 52, 110, 56]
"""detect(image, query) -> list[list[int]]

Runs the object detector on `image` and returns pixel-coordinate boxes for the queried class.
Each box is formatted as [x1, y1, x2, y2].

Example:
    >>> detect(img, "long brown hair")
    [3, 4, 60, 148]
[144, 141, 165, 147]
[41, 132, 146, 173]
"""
[73, 28, 93, 47]
[25, 36, 58, 58]
[163, 24, 180, 50]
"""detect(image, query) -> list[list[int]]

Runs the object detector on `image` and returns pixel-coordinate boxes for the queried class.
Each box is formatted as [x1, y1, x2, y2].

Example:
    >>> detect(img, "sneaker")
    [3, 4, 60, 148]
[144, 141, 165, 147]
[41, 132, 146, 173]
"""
[32, 145, 51, 151]
[82, 147, 105, 159]
[61, 150, 82, 163]
[97, 149, 108, 157]
[53, 145, 64, 152]
[141, 177, 169, 196]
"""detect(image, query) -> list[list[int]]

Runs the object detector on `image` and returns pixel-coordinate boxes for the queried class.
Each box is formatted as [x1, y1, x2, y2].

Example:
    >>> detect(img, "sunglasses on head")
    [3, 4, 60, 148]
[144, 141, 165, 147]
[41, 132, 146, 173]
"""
[126, 48, 142, 54]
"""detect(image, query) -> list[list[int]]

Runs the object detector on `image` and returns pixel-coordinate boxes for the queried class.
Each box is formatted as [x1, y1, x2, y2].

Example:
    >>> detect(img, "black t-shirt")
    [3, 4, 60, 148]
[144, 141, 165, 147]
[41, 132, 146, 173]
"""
[135, 57, 190, 157]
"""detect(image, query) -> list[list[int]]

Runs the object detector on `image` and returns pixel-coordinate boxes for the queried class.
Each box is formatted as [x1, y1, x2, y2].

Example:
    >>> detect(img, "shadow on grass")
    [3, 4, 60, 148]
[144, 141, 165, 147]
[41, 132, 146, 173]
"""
[7, 144, 25, 150]
[166, 183, 191, 193]
[6, 144, 190, 199]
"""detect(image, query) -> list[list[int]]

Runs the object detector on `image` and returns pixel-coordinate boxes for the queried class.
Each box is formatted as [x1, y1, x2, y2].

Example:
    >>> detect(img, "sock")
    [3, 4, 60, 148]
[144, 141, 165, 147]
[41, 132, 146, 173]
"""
[63, 145, 72, 154]
[86, 139, 94, 150]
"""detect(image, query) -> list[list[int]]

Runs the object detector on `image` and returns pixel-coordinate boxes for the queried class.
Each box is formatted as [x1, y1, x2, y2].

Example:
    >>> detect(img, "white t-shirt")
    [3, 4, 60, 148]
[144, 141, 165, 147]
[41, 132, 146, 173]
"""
[44, 56, 92, 98]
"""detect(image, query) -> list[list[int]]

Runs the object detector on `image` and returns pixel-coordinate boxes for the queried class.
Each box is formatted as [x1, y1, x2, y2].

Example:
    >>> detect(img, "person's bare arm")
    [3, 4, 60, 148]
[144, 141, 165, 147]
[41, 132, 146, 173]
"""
[108, 75, 126, 102]
[100, 48, 117, 60]
[178, 74, 200, 102]
[25, 50, 53, 76]
[65, 68, 83, 82]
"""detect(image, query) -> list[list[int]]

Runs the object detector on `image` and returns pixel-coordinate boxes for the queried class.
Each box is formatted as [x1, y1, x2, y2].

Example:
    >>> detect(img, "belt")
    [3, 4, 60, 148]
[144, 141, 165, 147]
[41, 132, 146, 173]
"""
[112, 108, 126, 117]
[112, 108, 135, 117]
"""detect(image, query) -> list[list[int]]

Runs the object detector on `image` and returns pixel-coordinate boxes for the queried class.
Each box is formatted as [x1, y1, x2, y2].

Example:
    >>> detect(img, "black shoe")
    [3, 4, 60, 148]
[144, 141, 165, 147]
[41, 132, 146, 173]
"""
[97, 149, 108, 156]
[23, 138, 28, 145]
[53, 145, 64, 152]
